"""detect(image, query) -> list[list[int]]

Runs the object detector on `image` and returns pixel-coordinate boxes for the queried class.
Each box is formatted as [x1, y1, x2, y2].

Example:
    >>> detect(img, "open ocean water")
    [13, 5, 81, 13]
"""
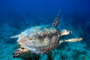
[0, 0, 90, 60]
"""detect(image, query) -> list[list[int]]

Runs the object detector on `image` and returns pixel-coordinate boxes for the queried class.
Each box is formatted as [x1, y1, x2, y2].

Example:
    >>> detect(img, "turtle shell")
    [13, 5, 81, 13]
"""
[17, 25, 61, 54]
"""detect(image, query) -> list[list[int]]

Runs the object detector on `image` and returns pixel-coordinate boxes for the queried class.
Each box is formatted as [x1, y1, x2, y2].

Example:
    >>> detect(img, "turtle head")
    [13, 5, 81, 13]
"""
[13, 47, 28, 58]
[61, 29, 72, 36]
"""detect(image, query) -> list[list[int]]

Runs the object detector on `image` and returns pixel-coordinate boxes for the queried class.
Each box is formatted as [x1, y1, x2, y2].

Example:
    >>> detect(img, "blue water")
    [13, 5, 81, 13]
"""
[0, 0, 90, 60]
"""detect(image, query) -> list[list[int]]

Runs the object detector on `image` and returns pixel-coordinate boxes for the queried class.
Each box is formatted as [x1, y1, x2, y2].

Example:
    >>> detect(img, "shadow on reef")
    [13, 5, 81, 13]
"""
[19, 52, 54, 60]
[20, 53, 40, 60]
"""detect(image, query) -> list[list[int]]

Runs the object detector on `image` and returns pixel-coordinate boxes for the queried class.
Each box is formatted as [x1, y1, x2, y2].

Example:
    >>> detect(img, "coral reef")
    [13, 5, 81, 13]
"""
[0, 15, 90, 60]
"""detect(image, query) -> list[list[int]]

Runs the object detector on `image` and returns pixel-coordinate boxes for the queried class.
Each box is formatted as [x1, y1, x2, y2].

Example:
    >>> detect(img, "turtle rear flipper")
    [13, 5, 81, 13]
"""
[10, 35, 19, 38]
[60, 38, 82, 44]
[61, 29, 72, 36]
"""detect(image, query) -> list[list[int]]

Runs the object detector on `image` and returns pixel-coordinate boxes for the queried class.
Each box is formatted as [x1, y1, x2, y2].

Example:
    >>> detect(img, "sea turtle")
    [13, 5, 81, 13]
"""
[11, 11, 82, 58]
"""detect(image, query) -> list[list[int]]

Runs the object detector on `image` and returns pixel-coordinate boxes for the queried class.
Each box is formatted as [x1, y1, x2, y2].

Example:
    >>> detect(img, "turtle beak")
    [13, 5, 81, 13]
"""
[13, 52, 20, 58]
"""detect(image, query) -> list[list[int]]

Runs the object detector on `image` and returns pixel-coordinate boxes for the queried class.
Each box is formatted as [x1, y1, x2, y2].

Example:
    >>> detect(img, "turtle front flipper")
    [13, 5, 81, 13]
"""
[13, 47, 28, 58]
[61, 29, 72, 36]
[59, 38, 82, 44]
[52, 10, 60, 27]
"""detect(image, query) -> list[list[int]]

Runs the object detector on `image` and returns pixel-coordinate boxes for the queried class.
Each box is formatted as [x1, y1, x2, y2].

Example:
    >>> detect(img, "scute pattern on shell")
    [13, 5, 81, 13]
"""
[17, 25, 61, 54]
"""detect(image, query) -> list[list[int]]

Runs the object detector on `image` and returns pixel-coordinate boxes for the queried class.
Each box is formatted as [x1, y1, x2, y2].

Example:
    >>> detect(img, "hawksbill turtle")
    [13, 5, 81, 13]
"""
[11, 11, 82, 58]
